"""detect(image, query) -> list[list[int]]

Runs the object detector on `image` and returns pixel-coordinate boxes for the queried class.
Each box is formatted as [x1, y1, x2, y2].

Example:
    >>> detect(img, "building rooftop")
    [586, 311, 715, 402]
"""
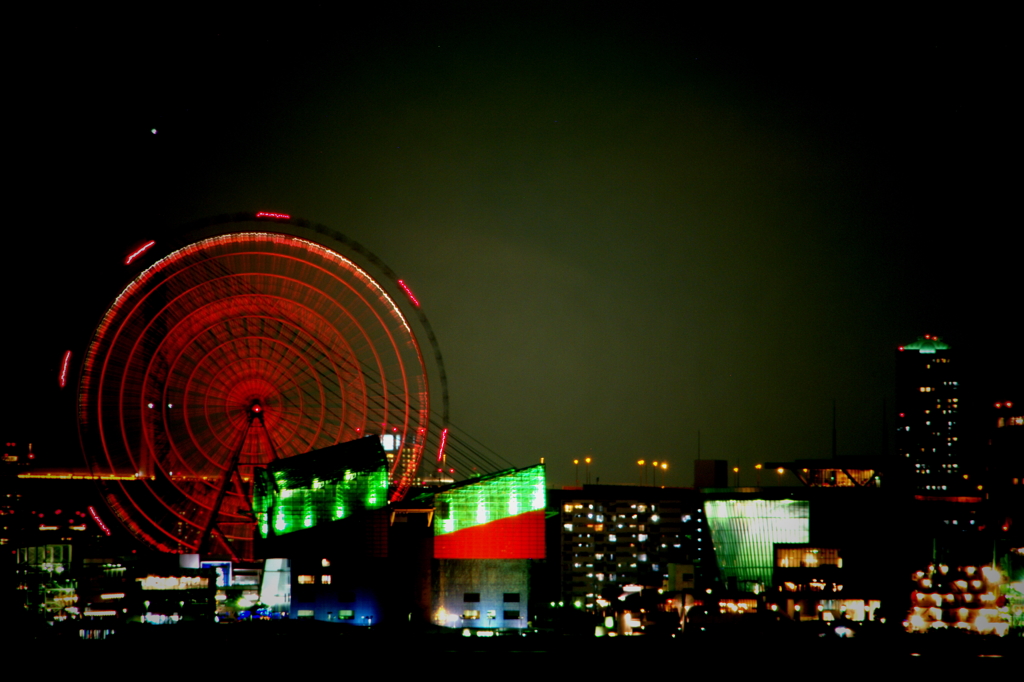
[900, 335, 950, 354]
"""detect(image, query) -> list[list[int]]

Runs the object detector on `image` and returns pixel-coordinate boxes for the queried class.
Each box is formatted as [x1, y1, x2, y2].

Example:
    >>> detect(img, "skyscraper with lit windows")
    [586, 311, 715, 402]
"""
[895, 335, 969, 495]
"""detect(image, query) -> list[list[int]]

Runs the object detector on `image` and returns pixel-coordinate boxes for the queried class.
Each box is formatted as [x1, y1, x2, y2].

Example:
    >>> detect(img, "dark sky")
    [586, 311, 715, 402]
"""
[6, 6, 1020, 488]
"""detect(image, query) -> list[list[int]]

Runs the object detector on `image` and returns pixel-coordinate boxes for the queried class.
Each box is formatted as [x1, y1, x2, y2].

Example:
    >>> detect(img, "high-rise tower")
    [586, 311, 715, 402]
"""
[895, 335, 968, 494]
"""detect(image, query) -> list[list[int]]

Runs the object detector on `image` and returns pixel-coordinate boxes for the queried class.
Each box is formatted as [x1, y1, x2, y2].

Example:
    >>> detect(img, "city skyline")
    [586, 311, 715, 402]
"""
[5, 8, 1019, 489]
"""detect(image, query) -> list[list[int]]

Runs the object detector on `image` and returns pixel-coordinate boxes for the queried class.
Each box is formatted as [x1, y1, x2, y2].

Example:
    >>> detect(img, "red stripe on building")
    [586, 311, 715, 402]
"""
[434, 509, 545, 559]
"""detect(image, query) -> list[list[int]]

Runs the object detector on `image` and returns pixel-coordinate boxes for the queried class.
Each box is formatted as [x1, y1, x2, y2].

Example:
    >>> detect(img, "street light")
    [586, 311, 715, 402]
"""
[585, 457, 592, 485]
[755, 463, 762, 487]
[574, 459, 580, 486]
[637, 460, 645, 485]
[652, 461, 659, 486]
[733, 466, 740, 487]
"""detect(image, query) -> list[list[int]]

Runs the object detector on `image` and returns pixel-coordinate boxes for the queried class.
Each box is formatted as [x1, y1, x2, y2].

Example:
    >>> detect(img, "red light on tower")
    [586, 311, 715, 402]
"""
[125, 241, 156, 265]
[255, 211, 290, 220]
[59, 350, 72, 388]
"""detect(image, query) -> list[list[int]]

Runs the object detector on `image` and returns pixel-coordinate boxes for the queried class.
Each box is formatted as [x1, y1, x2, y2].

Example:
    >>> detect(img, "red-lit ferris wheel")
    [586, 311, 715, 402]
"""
[77, 213, 448, 560]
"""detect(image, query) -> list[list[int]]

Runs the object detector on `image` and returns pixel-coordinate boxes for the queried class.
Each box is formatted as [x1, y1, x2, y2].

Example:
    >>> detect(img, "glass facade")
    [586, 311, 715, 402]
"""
[704, 498, 810, 589]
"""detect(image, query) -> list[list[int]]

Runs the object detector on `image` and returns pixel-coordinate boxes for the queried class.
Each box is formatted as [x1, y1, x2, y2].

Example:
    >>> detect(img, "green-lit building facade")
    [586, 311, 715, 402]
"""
[701, 487, 898, 625]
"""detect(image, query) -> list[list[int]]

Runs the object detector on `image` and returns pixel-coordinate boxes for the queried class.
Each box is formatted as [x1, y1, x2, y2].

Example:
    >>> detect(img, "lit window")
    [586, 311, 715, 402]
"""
[321, 574, 332, 584]
[297, 575, 314, 584]
[463, 610, 480, 620]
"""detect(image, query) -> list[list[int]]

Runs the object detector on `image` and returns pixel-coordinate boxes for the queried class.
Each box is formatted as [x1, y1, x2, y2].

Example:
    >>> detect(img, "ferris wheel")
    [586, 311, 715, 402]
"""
[77, 213, 447, 560]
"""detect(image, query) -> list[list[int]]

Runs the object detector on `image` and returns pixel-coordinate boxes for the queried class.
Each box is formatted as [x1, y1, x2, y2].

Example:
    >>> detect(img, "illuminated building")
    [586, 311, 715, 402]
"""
[433, 465, 546, 559]
[700, 485, 897, 628]
[549, 485, 704, 628]
[985, 398, 1024, 497]
[289, 550, 386, 624]
[704, 496, 810, 592]
[132, 568, 217, 624]
[264, 503, 390, 625]
[253, 437, 389, 538]
[767, 459, 881, 488]
[432, 465, 546, 630]
[250, 438, 392, 624]
[388, 433, 425, 488]
[13, 545, 79, 623]
[906, 563, 1011, 636]
[896, 335, 969, 494]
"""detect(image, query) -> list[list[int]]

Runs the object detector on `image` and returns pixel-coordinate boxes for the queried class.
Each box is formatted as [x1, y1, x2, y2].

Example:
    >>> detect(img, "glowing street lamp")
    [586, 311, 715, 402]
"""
[637, 460, 645, 485]
[733, 466, 740, 487]
[585, 457, 592, 485]
[574, 459, 580, 486]
[755, 463, 762, 487]
[651, 461, 668, 486]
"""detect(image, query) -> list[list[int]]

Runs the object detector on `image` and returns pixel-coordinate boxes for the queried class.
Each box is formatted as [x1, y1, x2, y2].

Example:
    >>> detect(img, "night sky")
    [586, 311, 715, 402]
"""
[6, 7, 1019, 488]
